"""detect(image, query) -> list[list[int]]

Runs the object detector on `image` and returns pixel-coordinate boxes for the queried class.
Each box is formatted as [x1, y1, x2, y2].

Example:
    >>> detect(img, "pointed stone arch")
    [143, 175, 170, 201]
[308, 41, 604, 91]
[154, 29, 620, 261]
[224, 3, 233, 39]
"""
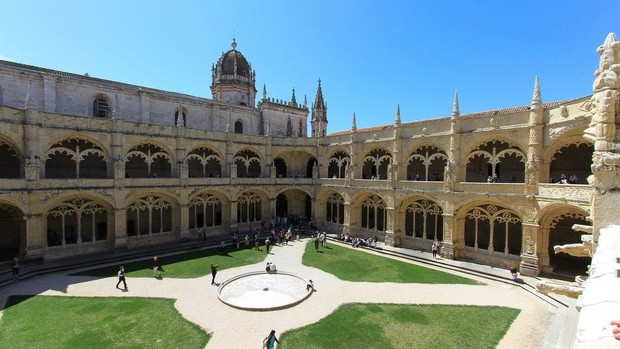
[461, 203, 522, 256]
[362, 148, 393, 180]
[126, 195, 173, 237]
[46, 197, 111, 248]
[45, 137, 108, 178]
[406, 144, 448, 181]
[233, 149, 262, 178]
[327, 150, 350, 179]
[125, 143, 172, 178]
[465, 140, 526, 183]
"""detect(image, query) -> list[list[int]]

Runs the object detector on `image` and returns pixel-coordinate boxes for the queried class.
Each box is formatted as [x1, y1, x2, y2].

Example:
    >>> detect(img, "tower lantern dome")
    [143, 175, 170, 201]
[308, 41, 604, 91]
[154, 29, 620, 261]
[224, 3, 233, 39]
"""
[211, 38, 257, 106]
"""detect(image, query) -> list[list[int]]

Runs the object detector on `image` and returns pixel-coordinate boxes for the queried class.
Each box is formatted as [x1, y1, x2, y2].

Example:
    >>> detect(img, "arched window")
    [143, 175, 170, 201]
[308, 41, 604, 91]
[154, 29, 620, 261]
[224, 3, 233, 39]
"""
[234, 121, 243, 134]
[326, 193, 344, 224]
[189, 193, 223, 229]
[93, 99, 110, 118]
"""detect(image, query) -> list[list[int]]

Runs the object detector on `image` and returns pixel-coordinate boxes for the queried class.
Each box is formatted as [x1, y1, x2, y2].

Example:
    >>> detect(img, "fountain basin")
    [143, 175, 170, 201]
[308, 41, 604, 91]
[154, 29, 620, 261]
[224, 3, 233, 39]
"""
[217, 271, 312, 311]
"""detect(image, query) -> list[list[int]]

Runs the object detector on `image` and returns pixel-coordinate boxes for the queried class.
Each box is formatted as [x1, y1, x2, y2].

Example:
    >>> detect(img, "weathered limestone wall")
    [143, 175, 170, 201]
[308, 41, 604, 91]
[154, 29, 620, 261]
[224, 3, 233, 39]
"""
[575, 224, 620, 348]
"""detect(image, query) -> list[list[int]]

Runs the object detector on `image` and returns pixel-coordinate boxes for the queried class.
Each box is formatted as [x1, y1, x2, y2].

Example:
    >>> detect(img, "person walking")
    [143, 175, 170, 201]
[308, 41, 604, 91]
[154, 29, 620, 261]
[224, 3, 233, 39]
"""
[116, 266, 127, 290]
[265, 237, 271, 254]
[153, 257, 161, 278]
[263, 330, 280, 349]
[314, 234, 320, 252]
[11, 257, 19, 280]
[211, 263, 218, 285]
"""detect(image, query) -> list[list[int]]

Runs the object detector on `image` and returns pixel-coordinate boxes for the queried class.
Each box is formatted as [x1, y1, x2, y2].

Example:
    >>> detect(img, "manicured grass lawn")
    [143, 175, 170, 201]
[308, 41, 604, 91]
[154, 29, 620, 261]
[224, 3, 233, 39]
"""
[303, 242, 481, 284]
[278, 303, 519, 349]
[72, 245, 267, 278]
[0, 295, 210, 349]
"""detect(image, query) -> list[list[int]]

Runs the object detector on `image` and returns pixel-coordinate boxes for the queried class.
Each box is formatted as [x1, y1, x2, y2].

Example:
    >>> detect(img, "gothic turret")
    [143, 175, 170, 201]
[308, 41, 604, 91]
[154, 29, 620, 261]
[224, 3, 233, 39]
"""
[211, 38, 257, 107]
[311, 79, 328, 137]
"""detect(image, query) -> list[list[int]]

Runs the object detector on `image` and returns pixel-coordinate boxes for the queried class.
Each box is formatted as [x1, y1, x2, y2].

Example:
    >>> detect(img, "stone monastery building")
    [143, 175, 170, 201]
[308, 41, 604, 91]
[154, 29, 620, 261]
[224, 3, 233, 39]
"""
[1, 35, 618, 280]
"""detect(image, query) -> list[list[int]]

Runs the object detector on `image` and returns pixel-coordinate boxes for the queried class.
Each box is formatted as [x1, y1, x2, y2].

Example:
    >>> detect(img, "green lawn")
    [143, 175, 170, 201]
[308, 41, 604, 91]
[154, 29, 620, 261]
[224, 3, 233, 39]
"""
[278, 303, 519, 349]
[303, 242, 481, 284]
[0, 295, 210, 349]
[72, 245, 267, 278]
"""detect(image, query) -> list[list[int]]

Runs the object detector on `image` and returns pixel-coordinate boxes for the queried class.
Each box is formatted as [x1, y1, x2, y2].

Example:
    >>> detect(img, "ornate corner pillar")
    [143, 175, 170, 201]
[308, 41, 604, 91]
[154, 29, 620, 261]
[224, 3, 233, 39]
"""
[519, 222, 540, 276]
[229, 200, 239, 233]
[384, 206, 402, 247]
[113, 208, 128, 251]
[341, 202, 352, 236]
[441, 213, 456, 259]
[24, 214, 44, 261]
[178, 203, 190, 239]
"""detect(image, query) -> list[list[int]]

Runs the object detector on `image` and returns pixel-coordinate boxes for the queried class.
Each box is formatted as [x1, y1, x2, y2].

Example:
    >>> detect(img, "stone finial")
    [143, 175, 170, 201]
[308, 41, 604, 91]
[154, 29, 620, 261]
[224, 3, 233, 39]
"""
[231, 38, 237, 50]
[352, 112, 357, 132]
[291, 87, 297, 106]
[111, 94, 120, 119]
[25, 79, 36, 109]
[451, 90, 460, 118]
[531, 76, 542, 109]
[303, 95, 308, 109]
[263, 84, 267, 100]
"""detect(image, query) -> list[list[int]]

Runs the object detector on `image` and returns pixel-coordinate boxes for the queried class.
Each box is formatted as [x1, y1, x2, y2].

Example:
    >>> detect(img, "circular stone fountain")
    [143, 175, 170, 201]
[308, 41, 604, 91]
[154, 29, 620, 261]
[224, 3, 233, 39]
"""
[217, 271, 312, 311]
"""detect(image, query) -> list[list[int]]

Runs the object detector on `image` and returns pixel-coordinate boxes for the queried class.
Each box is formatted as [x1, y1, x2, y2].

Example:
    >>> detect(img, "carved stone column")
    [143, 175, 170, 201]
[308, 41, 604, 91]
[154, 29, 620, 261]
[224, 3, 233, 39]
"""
[520, 222, 540, 276]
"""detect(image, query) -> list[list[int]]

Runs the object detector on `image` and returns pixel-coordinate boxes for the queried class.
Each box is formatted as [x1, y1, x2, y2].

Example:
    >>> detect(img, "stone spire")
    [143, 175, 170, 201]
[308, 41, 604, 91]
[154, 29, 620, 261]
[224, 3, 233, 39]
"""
[395, 104, 401, 125]
[352, 112, 357, 132]
[303, 95, 308, 109]
[311, 79, 328, 137]
[451, 90, 460, 118]
[531, 76, 542, 109]
[263, 84, 267, 101]
[291, 88, 297, 106]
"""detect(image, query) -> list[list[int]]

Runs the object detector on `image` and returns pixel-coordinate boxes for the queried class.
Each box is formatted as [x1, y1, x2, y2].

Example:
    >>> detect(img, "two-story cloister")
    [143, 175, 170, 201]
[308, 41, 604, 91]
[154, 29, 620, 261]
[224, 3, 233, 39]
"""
[0, 38, 606, 278]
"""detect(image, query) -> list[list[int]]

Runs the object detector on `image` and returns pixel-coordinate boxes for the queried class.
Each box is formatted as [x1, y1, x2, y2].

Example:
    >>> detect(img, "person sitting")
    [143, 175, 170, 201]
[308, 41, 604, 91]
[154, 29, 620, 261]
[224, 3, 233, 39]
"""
[269, 263, 277, 272]
[266, 262, 272, 272]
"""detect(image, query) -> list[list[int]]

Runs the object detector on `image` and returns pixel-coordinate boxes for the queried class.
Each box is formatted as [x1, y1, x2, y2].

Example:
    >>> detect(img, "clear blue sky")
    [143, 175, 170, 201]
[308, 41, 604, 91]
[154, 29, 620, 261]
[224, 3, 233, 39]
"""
[1, 1, 618, 133]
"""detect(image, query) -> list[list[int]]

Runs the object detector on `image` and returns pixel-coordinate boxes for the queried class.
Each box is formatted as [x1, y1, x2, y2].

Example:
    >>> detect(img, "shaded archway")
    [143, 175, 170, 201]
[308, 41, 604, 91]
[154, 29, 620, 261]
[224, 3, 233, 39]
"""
[327, 151, 350, 179]
[406, 145, 447, 181]
[0, 203, 24, 261]
[546, 212, 590, 277]
[549, 143, 593, 184]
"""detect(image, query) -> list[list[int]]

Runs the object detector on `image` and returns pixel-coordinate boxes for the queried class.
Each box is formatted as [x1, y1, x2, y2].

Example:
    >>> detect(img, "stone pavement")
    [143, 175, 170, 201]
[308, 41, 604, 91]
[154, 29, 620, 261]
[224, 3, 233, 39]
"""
[0, 238, 578, 349]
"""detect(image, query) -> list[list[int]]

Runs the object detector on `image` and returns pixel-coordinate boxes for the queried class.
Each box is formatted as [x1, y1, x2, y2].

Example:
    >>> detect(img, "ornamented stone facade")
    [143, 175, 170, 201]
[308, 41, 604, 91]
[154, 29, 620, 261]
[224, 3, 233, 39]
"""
[0, 37, 611, 284]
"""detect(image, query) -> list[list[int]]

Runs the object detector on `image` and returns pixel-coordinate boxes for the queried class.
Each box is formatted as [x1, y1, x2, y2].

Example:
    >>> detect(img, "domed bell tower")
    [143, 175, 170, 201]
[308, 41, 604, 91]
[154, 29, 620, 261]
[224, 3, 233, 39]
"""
[211, 39, 257, 107]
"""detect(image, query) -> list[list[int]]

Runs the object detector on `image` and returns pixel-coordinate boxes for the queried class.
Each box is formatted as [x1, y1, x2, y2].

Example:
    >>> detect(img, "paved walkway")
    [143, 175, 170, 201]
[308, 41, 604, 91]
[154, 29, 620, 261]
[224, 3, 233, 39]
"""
[0, 238, 577, 349]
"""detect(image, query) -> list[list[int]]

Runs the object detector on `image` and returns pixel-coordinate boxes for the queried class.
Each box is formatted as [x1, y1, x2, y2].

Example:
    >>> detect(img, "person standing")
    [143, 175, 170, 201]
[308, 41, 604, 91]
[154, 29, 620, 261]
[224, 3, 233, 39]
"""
[265, 237, 271, 254]
[314, 234, 320, 252]
[220, 240, 226, 254]
[211, 263, 218, 285]
[431, 240, 440, 258]
[153, 257, 161, 278]
[116, 266, 127, 290]
[263, 330, 280, 349]
[11, 257, 19, 280]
